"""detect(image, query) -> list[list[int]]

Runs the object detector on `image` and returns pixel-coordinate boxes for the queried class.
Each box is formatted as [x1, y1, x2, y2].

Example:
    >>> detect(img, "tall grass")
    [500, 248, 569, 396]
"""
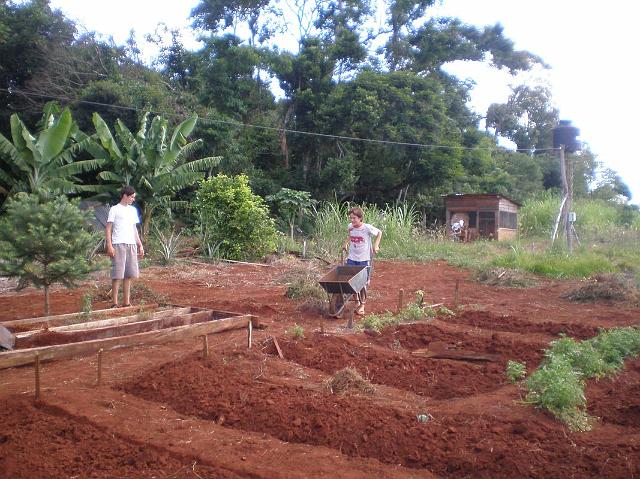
[311, 198, 640, 280]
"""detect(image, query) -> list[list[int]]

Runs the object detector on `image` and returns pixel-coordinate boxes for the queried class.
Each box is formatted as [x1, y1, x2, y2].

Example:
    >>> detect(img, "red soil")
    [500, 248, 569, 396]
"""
[1, 258, 639, 478]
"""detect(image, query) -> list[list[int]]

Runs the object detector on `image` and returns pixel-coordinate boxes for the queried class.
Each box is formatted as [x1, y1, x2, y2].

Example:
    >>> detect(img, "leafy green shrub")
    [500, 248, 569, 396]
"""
[505, 360, 527, 383]
[195, 174, 277, 260]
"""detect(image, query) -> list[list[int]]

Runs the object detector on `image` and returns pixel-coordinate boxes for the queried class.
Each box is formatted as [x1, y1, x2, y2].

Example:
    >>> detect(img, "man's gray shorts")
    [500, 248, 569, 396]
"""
[111, 244, 139, 279]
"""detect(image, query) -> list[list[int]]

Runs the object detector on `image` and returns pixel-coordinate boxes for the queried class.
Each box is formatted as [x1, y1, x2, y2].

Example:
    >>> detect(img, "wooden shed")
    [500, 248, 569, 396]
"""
[444, 194, 520, 241]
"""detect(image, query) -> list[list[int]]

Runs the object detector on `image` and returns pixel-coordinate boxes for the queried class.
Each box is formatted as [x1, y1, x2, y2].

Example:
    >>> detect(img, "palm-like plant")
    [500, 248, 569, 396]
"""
[91, 112, 221, 238]
[0, 107, 103, 199]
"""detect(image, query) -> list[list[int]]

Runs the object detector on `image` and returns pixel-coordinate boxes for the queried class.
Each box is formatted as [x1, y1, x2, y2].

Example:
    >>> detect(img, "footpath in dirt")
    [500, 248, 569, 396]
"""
[1, 258, 639, 478]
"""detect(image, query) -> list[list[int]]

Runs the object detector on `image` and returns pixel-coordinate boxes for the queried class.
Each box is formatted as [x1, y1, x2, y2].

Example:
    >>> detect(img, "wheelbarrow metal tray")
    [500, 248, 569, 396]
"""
[318, 265, 368, 294]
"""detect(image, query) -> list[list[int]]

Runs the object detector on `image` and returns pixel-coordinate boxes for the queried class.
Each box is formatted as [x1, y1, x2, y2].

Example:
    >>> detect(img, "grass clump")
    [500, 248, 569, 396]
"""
[505, 360, 527, 383]
[360, 311, 398, 333]
[325, 367, 375, 395]
[288, 324, 305, 339]
[524, 327, 640, 431]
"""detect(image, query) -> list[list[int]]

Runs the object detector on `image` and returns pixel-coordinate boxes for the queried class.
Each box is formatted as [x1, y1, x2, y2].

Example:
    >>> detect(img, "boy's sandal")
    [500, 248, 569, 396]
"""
[109, 304, 120, 309]
[122, 304, 132, 308]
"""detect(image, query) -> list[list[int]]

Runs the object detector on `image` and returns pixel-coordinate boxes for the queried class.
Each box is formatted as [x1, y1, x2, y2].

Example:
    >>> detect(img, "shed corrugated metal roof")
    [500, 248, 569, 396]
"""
[443, 193, 521, 207]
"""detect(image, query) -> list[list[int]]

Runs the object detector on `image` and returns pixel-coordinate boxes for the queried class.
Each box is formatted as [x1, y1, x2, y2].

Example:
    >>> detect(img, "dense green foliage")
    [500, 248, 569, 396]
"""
[524, 328, 640, 430]
[1, 0, 634, 214]
[0, 191, 103, 314]
[90, 112, 220, 237]
[194, 174, 277, 260]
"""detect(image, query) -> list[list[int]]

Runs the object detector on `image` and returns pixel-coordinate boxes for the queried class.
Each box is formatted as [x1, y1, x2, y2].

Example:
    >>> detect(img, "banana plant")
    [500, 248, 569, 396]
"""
[0, 107, 103, 199]
[91, 112, 221, 239]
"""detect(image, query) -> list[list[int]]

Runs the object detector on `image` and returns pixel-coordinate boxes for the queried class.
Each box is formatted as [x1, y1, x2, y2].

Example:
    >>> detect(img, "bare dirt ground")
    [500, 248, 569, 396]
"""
[1, 258, 639, 478]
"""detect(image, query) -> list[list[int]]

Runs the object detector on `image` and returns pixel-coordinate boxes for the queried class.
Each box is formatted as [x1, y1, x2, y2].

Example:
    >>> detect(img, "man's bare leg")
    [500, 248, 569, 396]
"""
[111, 279, 121, 306]
[123, 278, 132, 306]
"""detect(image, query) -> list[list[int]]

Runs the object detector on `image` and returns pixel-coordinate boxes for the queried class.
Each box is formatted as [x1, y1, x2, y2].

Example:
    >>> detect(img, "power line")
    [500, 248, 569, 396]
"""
[0, 87, 559, 153]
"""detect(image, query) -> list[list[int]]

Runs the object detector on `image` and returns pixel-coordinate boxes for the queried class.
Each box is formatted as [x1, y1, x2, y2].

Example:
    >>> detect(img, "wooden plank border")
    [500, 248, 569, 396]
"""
[1, 303, 160, 329]
[0, 313, 257, 369]
[15, 308, 196, 338]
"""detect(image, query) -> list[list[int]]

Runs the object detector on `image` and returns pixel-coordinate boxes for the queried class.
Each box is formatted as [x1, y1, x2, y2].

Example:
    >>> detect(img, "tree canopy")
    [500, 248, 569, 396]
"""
[0, 0, 633, 216]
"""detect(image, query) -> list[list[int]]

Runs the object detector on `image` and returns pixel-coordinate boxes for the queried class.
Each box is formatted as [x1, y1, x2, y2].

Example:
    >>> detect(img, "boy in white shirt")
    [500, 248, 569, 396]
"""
[342, 207, 382, 315]
[105, 186, 144, 308]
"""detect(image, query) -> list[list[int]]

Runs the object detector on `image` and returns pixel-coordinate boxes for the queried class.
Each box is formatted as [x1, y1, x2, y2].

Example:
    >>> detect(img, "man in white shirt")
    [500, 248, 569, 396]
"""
[105, 186, 144, 308]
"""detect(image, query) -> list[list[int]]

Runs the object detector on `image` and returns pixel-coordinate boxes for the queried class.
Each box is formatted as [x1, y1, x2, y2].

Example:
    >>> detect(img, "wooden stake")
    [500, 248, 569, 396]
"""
[454, 280, 460, 306]
[272, 336, 284, 359]
[34, 353, 41, 401]
[397, 288, 404, 313]
[97, 349, 103, 386]
[247, 320, 252, 349]
[202, 335, 209, 359]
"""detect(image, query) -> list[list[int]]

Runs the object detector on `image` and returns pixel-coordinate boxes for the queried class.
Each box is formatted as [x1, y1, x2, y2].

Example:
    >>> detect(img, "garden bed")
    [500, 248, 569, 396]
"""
[1, 259, 639, 478]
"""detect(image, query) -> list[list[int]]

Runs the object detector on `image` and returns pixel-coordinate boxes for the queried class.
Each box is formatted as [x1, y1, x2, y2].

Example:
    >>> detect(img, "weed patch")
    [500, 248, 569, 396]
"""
[523, 327, 640, 431]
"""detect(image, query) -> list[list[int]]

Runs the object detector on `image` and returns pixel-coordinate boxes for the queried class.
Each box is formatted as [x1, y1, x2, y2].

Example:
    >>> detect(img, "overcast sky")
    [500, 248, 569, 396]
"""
[51, 0, 639, 203]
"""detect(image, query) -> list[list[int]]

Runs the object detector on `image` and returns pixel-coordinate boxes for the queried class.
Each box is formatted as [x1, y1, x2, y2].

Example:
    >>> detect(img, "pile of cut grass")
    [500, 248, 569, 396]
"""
[563, 274, 638, 303]
[325, 367, 375, 395]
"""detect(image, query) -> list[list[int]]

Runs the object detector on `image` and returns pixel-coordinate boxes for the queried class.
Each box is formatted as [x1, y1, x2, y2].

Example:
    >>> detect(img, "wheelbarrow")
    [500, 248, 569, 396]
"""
[318, 264, 369, 328]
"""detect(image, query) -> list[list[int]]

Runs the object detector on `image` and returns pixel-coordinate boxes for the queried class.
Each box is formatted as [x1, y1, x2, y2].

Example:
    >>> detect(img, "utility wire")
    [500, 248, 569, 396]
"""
[0, 87, 560, 153]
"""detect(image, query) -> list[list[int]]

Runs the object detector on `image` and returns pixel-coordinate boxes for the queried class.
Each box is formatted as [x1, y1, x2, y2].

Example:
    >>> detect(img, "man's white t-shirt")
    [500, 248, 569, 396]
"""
[107, 203, 140, 245]
[347, 223, 381, 262]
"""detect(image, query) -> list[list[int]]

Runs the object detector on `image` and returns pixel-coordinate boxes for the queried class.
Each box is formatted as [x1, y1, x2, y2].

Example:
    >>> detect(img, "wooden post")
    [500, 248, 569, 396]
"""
[97, 349, 103, 386]
[454, 280, 460, 306]
[397, 289, 404, 313]
[202, 335, 209, 359]
[247, 320, 252, 349]
[34, 353, 41, 401]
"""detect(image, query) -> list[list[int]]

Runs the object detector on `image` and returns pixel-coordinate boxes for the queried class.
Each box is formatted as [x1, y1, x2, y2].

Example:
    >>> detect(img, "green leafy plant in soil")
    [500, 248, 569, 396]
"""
[289, 324, 305, 339]
[505, 360, 527, 383]
[524, 327, 640, 431]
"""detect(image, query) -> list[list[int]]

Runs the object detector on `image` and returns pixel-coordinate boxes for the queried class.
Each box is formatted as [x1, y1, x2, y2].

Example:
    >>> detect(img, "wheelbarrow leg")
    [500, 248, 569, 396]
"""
[328, 293, 347, 318]
[346, 305, 354, 329]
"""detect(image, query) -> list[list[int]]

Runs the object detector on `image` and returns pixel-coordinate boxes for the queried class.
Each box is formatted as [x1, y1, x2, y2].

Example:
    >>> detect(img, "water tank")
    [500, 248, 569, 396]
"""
[553, 120, 581, 153]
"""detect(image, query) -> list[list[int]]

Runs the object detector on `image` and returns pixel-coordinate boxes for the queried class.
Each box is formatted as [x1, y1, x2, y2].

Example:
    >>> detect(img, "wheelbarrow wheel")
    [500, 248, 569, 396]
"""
[329, 293, 346, 318]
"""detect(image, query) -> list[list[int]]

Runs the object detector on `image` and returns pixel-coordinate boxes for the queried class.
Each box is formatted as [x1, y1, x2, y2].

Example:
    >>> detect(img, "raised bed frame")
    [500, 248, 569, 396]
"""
[0, 306, 256, 369]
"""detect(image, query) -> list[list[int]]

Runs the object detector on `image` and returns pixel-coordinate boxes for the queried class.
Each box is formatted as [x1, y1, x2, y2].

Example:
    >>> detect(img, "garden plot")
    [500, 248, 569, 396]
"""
[120, 332, 640, 478]
[0, 397, 242, 479]
[270, 327, 545, 399]
[1, 259, 639, 478]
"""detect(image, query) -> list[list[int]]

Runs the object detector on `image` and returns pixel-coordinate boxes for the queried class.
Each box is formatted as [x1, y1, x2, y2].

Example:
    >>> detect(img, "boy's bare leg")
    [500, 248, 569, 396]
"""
[123, 278, 132, 306]
[111, 279, 121, 306]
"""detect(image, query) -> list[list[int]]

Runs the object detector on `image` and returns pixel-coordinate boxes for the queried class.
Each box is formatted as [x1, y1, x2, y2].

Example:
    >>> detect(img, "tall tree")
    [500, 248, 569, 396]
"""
[486, 84, 559, 151]
[0, 191, 102, 315]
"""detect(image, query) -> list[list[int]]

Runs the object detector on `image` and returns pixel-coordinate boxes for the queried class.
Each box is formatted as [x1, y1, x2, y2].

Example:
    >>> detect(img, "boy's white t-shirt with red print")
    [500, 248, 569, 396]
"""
[347, 223, 380, 262]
